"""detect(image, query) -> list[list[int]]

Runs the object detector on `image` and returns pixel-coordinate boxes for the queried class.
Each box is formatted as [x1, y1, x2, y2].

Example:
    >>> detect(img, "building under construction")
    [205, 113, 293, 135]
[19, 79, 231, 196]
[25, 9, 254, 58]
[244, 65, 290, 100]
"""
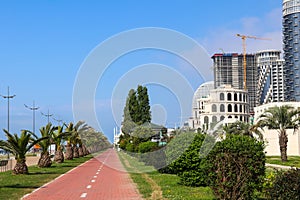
[211, 53, 257, 114]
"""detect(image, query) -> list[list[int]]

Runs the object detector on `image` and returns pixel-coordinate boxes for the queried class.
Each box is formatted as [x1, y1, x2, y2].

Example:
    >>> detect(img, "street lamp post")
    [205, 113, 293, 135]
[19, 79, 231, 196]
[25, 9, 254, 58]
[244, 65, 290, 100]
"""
[1, 86, 16, 159]
[41, 109, 53, 124]
[52, 116, 63, 126]
[41, 109, 53, 155]
[24, 101, 39, 134]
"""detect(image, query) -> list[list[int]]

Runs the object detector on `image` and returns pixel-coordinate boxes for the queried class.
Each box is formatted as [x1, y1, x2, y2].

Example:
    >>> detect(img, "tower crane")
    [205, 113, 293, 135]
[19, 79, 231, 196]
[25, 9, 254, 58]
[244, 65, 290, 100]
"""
[236, 34, 271, 90]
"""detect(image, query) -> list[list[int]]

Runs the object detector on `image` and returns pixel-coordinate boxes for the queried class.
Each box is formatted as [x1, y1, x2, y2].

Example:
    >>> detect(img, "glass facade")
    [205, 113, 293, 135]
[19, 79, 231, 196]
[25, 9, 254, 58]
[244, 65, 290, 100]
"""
[283, 0, 300, 101]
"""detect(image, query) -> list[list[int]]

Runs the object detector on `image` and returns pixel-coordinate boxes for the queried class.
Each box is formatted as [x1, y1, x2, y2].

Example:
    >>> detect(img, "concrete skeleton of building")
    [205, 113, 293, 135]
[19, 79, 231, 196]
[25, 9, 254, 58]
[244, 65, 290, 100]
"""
[211, 53, 257, 114]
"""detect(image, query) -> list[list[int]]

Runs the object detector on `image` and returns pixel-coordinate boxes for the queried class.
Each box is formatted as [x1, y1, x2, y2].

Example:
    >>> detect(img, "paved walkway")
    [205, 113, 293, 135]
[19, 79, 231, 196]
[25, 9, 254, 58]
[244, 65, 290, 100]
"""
[22, 149, 142, 200]
[266, 163, 298, 170]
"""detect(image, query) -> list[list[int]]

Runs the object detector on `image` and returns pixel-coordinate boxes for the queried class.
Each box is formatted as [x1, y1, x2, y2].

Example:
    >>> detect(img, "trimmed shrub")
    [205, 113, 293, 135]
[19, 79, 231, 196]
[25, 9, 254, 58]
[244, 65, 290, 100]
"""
[266, 168, 300, 200]
[139, 148, 167, 169]
[162, 132, 215, 186]
[206, 135, 265, 200]
[138, 141, 157, 153]
[125, 143, 134, 152]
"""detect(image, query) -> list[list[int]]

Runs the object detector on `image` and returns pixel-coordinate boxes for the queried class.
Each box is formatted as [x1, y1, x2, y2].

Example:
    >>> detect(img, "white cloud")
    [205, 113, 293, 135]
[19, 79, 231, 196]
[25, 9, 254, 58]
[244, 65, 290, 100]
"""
[199, 8, 282, 55]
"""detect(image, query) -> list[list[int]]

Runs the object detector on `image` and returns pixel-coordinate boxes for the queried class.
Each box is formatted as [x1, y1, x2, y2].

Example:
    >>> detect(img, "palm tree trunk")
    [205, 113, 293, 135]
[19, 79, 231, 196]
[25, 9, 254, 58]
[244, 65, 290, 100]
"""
[65, 143, 73, 160]
[83, 145, 89, 156]
[13, 158, 28, 174]
[78, 146, 84, 157]
[279, 131, 288, 162]
[73, 146, 79, 158]
[38, 151, 52, 167]
[54, 149, 64, 163]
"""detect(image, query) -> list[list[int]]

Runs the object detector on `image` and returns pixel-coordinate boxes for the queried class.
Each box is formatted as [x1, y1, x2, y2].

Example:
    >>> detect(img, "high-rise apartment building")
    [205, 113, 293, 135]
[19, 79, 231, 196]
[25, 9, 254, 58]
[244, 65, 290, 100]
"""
[256, 50, 285, 105]
[211, 53, 257, 113]
[283, 0, 300, 101]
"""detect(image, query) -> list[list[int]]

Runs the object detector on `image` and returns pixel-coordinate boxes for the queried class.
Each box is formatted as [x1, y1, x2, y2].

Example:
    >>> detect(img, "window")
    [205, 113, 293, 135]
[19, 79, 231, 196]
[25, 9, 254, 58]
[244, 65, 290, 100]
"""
[212, 104, 217, 112]
[220, 93, 225, 100]
[227, 93, 232, 101]
[204, 116, 209, 124]
[212, 116, 217, 123]
[240, 105, 243, 113]
[220, 116, 225, 121]
[234, 104, 238, 112]
[220, 104, 225, 112]
[234, 93, 238, 101]
[228, 104, 232, 112]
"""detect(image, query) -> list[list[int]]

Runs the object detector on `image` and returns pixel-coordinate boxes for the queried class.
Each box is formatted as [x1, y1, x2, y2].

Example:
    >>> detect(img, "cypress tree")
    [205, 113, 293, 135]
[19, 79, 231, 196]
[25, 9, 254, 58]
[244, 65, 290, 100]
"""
[137, 85, 151, 123]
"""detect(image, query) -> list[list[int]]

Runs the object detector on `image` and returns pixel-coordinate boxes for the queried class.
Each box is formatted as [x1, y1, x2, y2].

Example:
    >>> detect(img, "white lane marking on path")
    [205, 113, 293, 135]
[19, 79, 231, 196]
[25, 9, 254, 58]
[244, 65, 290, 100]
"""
[93, 176, 97, 178]
[21, 158, 95, 200]
[97, 169, 100, 172]
[87, 185, 92, 189]
[91, 180, 96, 183]
[96, 172, 99, 174]
[80, 193, 87, 198]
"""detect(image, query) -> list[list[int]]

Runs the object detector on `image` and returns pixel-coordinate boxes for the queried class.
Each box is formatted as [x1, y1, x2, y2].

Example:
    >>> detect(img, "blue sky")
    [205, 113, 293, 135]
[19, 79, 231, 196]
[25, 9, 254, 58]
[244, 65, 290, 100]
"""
[0, 0, 282, 142]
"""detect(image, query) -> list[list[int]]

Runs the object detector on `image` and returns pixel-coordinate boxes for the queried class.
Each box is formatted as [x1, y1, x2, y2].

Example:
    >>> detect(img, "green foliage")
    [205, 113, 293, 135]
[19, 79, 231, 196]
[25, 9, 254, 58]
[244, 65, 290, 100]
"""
[0, 129, 46, 162]
[206, 135, 266, 200]
[126, 142, 135, 152]
[138, 141, 157, 153]
[256, 105, 300, 162]
[137, 85, 151, 123]
[122, 85, 152, 134]
[161, 132, 215, 187]
[162, 132, 197, 174]
[223, 121, 263, 140]
[37, 123, 57, 153]
[139, 148, 167, 170]
[266, 168, 300, 200]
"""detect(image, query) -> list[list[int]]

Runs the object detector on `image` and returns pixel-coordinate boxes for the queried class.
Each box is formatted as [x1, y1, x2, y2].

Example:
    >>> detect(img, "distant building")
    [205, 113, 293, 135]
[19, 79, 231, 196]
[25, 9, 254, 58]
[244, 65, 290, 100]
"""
[283, 0, 300, 101]
[189, 84, 250, 130]
[256, 50, 285, 105]
[211, 53, 256, 113]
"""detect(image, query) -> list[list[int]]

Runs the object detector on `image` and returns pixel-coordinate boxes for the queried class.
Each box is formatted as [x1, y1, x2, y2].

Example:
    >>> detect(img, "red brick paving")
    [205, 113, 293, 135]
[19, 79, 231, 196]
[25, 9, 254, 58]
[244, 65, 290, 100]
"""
[22, 149, 142, 200]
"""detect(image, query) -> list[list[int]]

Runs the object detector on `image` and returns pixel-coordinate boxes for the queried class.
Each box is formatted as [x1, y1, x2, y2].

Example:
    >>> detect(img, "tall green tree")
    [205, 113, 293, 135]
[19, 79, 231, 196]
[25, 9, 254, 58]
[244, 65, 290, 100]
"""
[122, 85, 151, 130]
[0, 129, 46, 174]
[137, 85, 151, 124]
[256, 105, 300, 162]
[129, 90, 139, 123]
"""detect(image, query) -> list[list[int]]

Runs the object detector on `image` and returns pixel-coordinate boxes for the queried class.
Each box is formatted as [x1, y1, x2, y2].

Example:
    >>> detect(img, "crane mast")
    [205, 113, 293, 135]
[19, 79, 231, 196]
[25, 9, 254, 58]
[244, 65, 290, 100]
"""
[236, 34, 270, 90]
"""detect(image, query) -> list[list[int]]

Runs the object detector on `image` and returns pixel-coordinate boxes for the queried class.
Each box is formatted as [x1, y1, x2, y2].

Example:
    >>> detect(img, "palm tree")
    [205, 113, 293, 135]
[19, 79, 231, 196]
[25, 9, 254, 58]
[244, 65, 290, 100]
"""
[256, 105, 300, 162]
[223, 121, 263, 140]
[52, 125, 71, 163]
[65, 122, 75, 160]
[36, 123, 57, 167]
[64, 121, 88, 160]
[0, 129, 46, 174]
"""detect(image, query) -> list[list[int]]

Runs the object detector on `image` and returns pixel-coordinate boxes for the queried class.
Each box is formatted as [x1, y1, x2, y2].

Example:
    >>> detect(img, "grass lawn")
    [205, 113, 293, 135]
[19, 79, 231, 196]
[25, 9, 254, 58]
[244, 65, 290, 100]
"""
[0, 155, 93, 200]
[118, 151, 215, 200]
[266, 156, 300, 168]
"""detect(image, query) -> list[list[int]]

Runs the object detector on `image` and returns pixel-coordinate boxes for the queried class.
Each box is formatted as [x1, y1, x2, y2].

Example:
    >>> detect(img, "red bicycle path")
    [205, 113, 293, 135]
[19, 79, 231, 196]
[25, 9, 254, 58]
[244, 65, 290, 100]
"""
[22, 148, 142, 200]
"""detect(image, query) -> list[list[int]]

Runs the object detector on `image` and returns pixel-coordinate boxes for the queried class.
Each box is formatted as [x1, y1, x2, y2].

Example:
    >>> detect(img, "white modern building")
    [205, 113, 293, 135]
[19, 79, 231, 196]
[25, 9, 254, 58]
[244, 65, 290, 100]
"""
[256, 50, 285, 105]
[190, 83, 250, 130]
[254, 102, 300, 156]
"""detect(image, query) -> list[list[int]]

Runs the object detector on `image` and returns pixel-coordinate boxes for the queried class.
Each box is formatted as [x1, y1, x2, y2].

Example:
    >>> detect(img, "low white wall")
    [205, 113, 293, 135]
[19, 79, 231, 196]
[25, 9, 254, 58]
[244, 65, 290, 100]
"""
[263, 129, 300, 156]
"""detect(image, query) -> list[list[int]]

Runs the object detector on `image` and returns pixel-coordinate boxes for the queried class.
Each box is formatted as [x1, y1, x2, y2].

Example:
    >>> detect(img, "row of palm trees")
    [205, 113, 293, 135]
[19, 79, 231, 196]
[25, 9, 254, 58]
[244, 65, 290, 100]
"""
[220, 105, 300, 162]
[0, 121, 111, 174]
